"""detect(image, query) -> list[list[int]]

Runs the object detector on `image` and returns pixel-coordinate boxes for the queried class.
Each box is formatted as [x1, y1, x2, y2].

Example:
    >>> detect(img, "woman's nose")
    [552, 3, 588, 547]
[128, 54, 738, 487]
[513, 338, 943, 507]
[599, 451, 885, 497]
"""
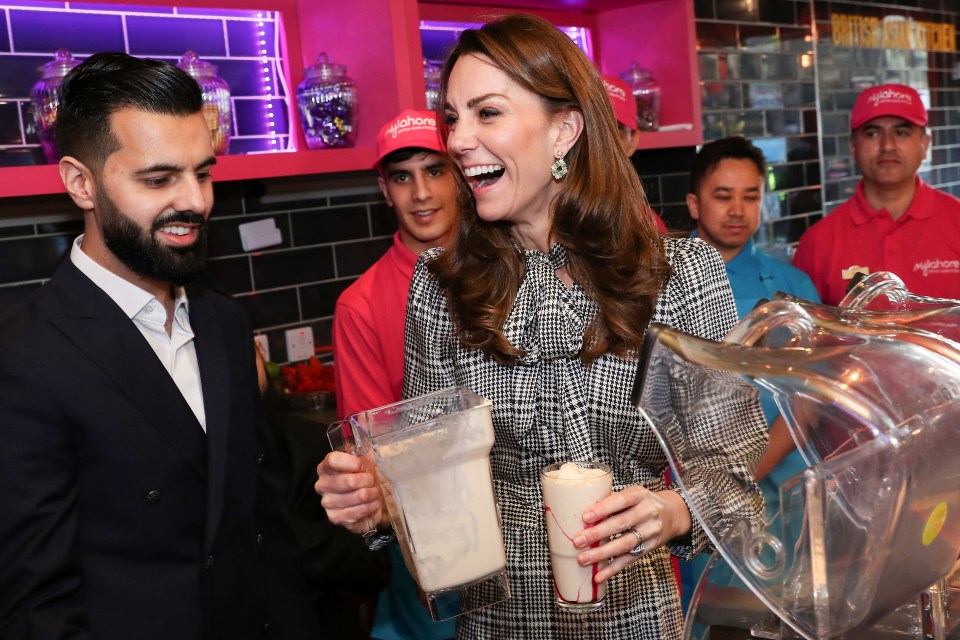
[446, 120, 475, 157]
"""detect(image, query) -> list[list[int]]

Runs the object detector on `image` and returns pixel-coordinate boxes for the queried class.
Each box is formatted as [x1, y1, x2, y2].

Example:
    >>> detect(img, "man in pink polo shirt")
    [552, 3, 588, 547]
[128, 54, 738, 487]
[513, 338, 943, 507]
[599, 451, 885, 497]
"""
[331, 109, 459, 640]
[602, 73, 668, 233]
[793, 83, 960, 304]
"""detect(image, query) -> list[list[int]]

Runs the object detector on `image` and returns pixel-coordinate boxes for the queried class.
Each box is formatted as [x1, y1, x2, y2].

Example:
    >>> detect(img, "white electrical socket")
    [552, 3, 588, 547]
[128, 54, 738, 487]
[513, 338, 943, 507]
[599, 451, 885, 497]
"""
[238, 217, 283, 252]
[253, 334, 270, 363]
[284, 326, 315, 362]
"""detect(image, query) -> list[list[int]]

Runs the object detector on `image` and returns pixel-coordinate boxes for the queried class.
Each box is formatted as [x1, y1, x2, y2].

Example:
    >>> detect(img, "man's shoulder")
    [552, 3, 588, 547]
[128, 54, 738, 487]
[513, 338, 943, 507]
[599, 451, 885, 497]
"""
[813, 200, 856, 231]
[186, 283, 246, 317]
[336, 252, 398, 309]
[0, 292, 43, 341]
[796, 201, 857, 253]
[928, 184, 960, 211]
[755, 250, 817, 286]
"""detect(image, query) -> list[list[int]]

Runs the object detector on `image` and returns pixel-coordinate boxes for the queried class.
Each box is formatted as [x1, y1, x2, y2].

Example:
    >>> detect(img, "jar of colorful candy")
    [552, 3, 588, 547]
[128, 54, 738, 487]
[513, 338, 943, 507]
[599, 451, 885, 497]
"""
[296, 52, 357, 149]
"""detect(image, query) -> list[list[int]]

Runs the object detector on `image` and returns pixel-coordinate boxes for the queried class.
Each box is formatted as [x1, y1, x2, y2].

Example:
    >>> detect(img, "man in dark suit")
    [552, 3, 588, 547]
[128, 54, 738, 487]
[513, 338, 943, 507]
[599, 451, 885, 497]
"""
[0, 52, 321, 639]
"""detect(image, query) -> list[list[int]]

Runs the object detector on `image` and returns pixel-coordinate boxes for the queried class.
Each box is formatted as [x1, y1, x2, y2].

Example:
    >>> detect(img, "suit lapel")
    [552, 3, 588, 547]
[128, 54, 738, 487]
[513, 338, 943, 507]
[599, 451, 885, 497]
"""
[47, 260, 208, 481]
[188, 288, 232, 552]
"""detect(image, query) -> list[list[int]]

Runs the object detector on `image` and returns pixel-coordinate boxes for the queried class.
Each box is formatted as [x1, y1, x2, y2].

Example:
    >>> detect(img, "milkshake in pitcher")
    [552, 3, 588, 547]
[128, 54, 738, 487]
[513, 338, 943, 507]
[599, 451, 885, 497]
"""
[541, 461, 613, 612]
[334, 386, 511, 621]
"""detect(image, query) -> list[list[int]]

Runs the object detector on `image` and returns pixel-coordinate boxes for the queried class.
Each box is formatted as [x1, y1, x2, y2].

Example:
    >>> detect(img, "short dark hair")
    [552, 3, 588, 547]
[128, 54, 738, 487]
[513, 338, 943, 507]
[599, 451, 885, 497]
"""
[690, 136, 767, 196]
[54, 52, 203, 171]
[380, 146, 442, 171]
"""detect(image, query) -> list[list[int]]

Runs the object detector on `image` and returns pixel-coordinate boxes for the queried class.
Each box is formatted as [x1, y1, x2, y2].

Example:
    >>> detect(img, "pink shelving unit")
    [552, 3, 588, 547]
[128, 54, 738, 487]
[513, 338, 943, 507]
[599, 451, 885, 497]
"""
[0, 0, 701, 198]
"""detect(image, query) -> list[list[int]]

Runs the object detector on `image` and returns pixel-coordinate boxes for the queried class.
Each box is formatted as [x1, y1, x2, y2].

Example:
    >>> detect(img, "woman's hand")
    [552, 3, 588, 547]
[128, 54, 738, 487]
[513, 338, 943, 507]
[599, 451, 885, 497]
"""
[314, 451, 389, 534]
[572, 486, 692, 582]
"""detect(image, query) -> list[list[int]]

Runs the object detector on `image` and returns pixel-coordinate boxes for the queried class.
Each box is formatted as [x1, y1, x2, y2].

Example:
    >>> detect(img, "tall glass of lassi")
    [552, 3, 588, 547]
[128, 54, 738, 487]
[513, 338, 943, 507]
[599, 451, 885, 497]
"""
[541, 461, 613, 612]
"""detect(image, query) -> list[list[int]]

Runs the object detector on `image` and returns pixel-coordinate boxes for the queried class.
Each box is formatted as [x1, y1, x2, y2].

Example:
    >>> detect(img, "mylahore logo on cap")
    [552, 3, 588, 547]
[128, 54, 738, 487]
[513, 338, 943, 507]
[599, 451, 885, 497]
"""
[603, 79, 627, 103]
[868, 88, 915, 107]
[387, 114, 436, 139]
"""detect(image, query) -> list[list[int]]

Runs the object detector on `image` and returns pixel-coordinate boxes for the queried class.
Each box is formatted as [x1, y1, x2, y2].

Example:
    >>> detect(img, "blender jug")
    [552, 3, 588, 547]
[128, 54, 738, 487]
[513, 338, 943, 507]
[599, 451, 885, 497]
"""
[328, 386, 510, 621]
[774, 271, 960, 352]
[633, 300, 960, 640]
[840, 270, 960, 344]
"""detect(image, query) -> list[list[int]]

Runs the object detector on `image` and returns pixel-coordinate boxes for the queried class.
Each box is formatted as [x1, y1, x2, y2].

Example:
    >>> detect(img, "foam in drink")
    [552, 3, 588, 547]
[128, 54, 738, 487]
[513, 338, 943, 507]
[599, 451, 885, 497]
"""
[541, 461, 613, 612]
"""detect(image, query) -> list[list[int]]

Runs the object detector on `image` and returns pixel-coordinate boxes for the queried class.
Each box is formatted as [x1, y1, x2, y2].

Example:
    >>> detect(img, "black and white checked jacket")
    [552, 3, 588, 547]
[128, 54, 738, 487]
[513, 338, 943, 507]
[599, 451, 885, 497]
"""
[403, 236, 766, 640]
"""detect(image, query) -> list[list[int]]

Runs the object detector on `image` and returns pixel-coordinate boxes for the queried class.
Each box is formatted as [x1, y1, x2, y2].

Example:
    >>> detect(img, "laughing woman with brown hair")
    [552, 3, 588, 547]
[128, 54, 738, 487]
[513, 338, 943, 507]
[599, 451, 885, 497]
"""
[316, 13, 766, 639]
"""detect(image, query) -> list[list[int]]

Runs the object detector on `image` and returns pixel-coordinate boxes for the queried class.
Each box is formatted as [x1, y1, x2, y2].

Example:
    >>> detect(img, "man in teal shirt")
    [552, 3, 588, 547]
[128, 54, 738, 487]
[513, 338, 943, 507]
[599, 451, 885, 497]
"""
[681, 136, 820, 612]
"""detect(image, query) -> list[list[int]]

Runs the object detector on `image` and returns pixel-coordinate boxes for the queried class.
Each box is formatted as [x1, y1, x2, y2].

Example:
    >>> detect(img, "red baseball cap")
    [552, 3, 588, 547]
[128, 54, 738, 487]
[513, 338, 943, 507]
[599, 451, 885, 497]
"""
[374, 109, 445, 170]
[850, 84, 927, 131]
[602, 74, 637, 131]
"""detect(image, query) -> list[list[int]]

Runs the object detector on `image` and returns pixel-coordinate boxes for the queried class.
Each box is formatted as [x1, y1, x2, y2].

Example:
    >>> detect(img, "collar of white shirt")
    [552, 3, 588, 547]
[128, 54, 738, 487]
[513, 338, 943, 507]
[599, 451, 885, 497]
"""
[70, 234, 189, 324]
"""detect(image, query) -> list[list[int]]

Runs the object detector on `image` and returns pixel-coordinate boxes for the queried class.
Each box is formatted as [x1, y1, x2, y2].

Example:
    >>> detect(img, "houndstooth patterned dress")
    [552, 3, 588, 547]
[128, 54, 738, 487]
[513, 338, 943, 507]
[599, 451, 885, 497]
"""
[403, 237, 766, 640]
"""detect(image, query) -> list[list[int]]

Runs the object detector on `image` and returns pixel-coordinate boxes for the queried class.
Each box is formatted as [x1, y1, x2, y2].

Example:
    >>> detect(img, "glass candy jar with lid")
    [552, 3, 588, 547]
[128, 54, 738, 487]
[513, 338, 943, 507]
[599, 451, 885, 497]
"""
[177, 51, 233, 155]
[31, 49, 81, 164]
[296, 52, 357, 149]
[423, 59, 442, 111]
[620, 61, 661, 132]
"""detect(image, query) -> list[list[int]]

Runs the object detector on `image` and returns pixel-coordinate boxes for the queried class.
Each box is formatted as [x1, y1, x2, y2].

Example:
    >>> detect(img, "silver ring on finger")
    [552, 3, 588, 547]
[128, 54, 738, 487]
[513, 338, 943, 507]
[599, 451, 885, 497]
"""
[627, 527, 645, 556]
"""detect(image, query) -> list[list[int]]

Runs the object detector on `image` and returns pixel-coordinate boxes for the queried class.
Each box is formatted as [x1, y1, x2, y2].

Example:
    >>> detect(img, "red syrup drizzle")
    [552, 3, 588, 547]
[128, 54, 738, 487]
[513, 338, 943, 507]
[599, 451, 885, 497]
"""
[544, 506, 601, 603]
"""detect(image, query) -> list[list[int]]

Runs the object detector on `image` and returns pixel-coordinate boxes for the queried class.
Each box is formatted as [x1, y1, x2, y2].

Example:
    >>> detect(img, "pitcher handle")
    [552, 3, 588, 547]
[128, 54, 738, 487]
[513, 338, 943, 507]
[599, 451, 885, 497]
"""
[724, 299, 816, 347]
[839, 271, 908, 309]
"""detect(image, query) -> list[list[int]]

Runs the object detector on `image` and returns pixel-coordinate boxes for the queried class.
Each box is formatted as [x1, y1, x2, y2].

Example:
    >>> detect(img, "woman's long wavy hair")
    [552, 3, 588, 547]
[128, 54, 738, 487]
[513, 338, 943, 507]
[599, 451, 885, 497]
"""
[432, 13, 672, 365]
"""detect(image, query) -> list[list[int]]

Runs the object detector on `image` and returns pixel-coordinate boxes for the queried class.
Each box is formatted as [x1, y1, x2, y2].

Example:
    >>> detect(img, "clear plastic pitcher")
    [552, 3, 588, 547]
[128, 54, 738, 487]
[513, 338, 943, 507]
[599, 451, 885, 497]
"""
[633, 300, 960, 640]
[328, 386, 510, 621]
[775, 271, 960, 355]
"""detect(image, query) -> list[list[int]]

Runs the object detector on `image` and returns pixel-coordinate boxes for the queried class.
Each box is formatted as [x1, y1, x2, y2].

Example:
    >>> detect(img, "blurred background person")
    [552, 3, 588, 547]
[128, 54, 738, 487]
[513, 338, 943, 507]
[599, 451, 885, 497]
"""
[680, 135, 820, 612]
[793, 83, 960, 304]
[602, 72, 667, 233]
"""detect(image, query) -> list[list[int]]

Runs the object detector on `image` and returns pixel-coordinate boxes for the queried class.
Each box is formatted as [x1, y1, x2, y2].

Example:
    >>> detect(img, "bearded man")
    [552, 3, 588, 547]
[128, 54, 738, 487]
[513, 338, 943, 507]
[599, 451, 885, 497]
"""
[0, 52, 322, 640]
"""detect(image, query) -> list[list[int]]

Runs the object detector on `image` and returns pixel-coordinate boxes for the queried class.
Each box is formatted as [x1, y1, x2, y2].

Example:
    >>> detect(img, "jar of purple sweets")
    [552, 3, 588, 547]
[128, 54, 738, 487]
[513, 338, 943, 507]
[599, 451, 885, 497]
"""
[296, 52, 357, 149]
[31, 49, 81, 164]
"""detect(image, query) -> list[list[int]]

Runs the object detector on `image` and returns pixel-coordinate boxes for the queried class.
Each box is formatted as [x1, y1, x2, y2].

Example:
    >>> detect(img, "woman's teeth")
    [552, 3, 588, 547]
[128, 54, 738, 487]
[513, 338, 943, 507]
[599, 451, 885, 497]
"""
[463, 164, 504, 177]
[464, 164, 505, 189]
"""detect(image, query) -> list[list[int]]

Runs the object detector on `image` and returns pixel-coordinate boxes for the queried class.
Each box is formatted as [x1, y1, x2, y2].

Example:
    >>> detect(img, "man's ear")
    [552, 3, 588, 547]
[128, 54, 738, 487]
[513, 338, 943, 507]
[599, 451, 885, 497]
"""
[686, 193, 701, 221]
[377, 175, 394, 208]
[59, 156, 97, 211]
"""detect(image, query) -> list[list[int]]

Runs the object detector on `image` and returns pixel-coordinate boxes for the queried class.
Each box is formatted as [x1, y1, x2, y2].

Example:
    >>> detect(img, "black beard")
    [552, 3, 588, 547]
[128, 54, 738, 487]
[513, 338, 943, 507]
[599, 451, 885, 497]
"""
[97, 190, 208, 287]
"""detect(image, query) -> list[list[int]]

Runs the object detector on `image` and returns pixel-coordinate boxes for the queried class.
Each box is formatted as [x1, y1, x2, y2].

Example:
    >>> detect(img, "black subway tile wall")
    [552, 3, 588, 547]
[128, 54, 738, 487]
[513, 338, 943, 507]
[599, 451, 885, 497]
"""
[692, 0, 820, 252]
[2, 0, 960, 363]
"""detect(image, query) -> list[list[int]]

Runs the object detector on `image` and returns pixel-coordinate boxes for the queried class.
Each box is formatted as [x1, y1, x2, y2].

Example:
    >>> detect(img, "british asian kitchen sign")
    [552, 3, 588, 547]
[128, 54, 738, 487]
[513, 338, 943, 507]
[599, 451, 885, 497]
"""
[831, 14, 956, 51]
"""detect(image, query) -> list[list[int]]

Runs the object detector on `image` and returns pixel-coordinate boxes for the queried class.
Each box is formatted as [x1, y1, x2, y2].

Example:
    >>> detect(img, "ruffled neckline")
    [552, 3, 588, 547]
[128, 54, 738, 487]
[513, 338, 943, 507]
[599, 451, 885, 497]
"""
[502, 243, 592, 362]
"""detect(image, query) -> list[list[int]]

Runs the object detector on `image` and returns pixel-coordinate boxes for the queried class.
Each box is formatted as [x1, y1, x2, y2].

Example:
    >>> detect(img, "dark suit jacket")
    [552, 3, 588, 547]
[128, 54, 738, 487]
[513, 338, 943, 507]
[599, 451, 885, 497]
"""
[0, 258, 321, 640]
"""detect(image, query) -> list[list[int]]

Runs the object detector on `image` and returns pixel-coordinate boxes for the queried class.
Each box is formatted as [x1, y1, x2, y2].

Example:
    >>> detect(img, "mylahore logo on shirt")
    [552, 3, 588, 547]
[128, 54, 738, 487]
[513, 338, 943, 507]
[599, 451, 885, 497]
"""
[914, 258, 960, 276]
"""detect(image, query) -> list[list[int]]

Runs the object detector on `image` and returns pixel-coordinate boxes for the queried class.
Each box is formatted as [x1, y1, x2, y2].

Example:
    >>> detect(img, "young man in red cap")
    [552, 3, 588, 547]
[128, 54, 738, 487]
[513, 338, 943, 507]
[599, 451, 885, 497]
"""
[602, 73, 668, 232]
[793, 83, 960, 304]
[330, 109, 458, 640]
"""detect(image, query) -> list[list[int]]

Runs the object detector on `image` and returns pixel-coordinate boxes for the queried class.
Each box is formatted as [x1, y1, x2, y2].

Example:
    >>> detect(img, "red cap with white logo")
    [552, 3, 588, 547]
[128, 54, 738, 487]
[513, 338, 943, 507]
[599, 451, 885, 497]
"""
[602, 74, 637, 131]
[374, 109, 445, 170]
[850, 84, 927, 131]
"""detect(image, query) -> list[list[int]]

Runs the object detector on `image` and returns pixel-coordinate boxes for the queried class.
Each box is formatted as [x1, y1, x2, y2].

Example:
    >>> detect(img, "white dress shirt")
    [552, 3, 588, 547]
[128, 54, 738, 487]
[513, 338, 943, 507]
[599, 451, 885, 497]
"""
[70, 235, 207, 431]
